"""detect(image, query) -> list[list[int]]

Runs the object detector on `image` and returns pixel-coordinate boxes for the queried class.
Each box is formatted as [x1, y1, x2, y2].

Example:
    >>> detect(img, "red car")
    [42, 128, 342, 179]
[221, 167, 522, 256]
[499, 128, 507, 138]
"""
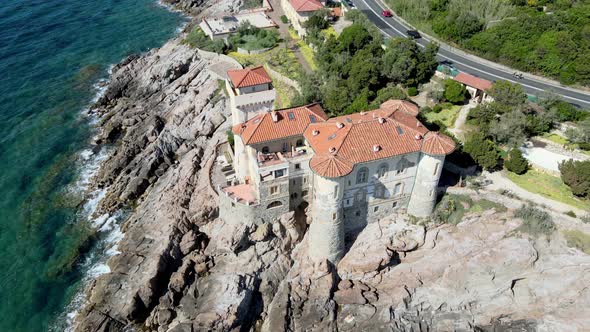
[382, 10, 392, 17]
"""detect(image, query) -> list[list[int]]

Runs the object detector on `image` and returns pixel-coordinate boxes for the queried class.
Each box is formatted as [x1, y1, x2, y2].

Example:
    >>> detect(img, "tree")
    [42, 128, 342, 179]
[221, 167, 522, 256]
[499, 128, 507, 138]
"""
[463, 133, 501, 170]
[345, 48, 381, 95]
[304, 10, 329, 30]
[415, 42, 439, 83]
[489, 110, 528, 147]
[504, 148, 528, 174]
[443, 79, 467, 104]
[381, 38, 418, 84]
[565, 118, 590, 144]
[559, 159, 590, 198]
[487, 80, 527, 107]
[371, 85, 407, 106]
[338, 24, 373, 54]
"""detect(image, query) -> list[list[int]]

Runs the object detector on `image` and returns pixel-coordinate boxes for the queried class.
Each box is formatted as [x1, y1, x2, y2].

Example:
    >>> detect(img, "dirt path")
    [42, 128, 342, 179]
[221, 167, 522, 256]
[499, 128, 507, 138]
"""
[448, 101, 477, 141]
[267, 0, 313, 74]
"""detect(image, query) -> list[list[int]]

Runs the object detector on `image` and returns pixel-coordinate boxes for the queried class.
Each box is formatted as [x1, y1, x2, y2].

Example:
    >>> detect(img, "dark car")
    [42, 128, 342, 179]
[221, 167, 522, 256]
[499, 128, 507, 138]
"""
[406, 30, 421, 39]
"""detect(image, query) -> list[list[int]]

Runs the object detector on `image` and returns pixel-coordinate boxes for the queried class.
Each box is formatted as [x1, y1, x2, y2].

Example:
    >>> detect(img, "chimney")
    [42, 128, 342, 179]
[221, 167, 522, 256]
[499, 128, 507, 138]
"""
[378, 117, 385, 124]
[271, 111, 278, 122]
[415, 134, 423, 140]
[373, 144, 381, 152]
[336, 122, 344, 129]
[312, 130, 320, 136]
[329, 147, 337, 154]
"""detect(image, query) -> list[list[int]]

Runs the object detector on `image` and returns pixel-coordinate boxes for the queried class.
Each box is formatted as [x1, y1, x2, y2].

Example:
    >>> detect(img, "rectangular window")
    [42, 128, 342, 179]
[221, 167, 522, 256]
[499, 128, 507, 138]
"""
[355, 211, 361, 216]
[394, 183, 402, 196]
[288, 112, 295, 120]
[275, 169, 285, 178]
[292, 179, 296, 185]
[303, 177, 308, 184]
[295, 163, 301, 170]
[270, 186, 279, 195]
[309, 115, 316, 123]
[396, 126, 404, 135]
[433, 162, 440, 176]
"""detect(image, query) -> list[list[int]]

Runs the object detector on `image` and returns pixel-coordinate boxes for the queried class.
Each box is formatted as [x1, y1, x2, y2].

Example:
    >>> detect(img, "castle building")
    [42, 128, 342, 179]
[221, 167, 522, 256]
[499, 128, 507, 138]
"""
[219, 67, 455, 263]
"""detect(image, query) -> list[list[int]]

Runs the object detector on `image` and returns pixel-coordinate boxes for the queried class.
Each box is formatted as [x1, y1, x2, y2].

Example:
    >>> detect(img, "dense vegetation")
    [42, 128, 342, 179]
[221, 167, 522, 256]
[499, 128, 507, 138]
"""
[293, 11, 438, 115]
[386, 0, 590, 85]
[504, 148, 529, 174]
[227, 23, 280, 51]
[559, 159, 590, 198]
[183, 27, 226, 53]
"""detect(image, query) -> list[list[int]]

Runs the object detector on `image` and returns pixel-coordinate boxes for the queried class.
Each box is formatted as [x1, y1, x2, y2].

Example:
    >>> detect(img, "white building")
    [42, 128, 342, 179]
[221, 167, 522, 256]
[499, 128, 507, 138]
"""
[219, 67, 456, 263]
[280, 0, 324, 36]
[199, 11, 277, 40]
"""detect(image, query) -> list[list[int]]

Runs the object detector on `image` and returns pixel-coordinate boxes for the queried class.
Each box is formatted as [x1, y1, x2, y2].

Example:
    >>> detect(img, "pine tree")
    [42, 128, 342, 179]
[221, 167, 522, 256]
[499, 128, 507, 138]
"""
[504, 148, 528, 174]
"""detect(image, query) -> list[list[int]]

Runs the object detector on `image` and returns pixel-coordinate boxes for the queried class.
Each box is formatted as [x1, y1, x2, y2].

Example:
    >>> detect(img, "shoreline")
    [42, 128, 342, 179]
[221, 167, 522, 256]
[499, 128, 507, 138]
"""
[52, 1, 195, 330]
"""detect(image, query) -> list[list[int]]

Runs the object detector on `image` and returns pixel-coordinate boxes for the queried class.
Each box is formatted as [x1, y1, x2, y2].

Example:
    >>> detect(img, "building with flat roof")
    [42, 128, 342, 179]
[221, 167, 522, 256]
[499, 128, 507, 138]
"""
[199, 11, 277, 40]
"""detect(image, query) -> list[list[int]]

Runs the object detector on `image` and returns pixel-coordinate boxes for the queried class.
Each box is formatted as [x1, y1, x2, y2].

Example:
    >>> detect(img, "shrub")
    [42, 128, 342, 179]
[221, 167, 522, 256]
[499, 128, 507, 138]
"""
[280, 15, 289, 24]
[504, 148, 528, 174]
[559, 159, 590, 198]
[565, 210, 577, 218]
[407, 86, 418, 96]
[432, 104, 443, 113]
[515, 204, 555, 236]
[183, 27, 226, 53]
[463, 133, 501, 170]
[443, 78, 467, 104]
[227, 130, 235, 147]
[421, 106, 432, 114]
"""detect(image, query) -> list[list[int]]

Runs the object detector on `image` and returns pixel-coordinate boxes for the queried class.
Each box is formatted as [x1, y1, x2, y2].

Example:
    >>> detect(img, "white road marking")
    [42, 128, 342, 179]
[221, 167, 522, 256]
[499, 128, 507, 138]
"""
[358, 0, 590, 105]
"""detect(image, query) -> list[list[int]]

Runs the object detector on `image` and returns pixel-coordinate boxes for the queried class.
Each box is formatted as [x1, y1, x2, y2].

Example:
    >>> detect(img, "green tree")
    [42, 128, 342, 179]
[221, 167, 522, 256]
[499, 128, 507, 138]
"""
[463, 133, 501, 170]
[559, 159, 590, 198]
[371, 85, 407, 106]
[345, 48, 382, 95]
[381, 38, 418, 84]
[338, 23, 373, 54]
[487, 80, 527, 107]
[504, 148, 529, 174]
[489, 110, 528, 147]
[443, 79, 467, 104]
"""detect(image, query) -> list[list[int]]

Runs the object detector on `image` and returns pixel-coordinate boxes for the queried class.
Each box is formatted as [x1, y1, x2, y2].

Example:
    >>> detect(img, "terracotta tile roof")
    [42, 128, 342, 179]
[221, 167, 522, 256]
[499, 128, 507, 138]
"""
[233, 103, 328, 145]
[227, 66, 272, 88]
[421, 132, 456, 155]
[290, 0, 323, 12]
[454, 72, 493, 91]
[304, 102, 455, 178]
[380, 99, 420, 116]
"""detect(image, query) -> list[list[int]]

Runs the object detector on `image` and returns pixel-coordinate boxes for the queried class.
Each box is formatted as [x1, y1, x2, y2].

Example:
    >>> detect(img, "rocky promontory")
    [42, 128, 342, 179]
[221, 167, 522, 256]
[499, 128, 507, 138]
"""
[73, 2, 590, 331]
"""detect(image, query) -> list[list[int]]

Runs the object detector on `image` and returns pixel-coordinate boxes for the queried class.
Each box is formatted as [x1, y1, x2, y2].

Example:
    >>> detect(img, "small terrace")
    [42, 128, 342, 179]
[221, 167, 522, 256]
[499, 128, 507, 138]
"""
[221, 183, 258, 205]
[257, 146, 310, 168]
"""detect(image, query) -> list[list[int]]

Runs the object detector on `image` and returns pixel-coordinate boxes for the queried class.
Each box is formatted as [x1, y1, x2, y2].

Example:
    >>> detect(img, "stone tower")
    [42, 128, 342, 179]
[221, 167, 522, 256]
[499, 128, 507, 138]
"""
[407, 153, 445, 218]
[308, 173, 345, 264]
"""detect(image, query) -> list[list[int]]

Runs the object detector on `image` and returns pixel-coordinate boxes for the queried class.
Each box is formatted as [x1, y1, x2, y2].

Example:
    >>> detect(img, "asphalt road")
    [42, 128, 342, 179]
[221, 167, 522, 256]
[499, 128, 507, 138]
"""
[355, 0, 590, 109]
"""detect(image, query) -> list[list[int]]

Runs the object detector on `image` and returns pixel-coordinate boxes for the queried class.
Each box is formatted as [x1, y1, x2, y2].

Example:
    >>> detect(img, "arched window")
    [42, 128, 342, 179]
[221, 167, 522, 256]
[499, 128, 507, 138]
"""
[267, 201, 283, 209]
[377, 163, 389, 178]
[261, 146, 270, 154]
[356, 167, 369, 184]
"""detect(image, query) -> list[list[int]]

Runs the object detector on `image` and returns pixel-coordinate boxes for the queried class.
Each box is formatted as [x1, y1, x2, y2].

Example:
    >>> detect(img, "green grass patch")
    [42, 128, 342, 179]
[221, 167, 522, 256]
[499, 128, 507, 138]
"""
[506, 170, 590, 211]
[542, 133, 569, 145]
[322, 26, 338, 38]
[228, 46, 303, 81]
[432, 194, 506, 225]
[563, 230, 590, 254]
[424, 105, 461, 128]
[269, 72, 299, 108]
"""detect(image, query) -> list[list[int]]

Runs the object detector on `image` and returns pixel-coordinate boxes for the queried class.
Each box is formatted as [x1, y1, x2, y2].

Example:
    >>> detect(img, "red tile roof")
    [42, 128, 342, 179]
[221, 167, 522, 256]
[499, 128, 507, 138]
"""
[233, 103, 328, 145]
[227, 66, 272, 88]
[303, 104, 455, 178]
[290, 0, 323, 12]
[380, 99, 420, 116]
[454, 72, 493, 91]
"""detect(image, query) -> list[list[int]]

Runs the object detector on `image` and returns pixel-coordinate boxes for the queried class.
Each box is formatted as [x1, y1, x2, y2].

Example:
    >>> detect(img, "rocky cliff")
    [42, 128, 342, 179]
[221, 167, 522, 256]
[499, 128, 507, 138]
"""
[73, 4, 590, 332]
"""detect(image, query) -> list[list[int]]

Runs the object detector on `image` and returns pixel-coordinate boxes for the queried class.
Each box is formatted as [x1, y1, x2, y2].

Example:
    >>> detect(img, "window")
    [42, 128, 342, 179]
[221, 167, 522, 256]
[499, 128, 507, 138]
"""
[267, 201, 283, 209]
[261, 146, 269, 154]
[433, 162, 440, 176]
[374, 184, 386, 199]
[290, 192, 298, 199]
[275, 169, 285, 178]
[303, 177, 308, 184]
[355, 210, 361, 216]
[302, 190, 309, 197]
[395, 168, 406, 175]
[374, 206, 379, 212]
[270, 186, 279, 195]
[282, 142, 289, 152]
[394, 183, 403, 196]
[333, 185, 339, 198]
[292, 179, 297, 185]
[332, 213, 337, 220]
[392, 201, 398, 208]
[296, 139, 304, 147]
[288, 112, 295, 120]
[347, 180, 351, 186]
[396, 126, 404, 135]
[377, 163, 389, 178]
[309, 115, 317, 123]
[356, 167, 369, 184]
[295, 163, 301, 170]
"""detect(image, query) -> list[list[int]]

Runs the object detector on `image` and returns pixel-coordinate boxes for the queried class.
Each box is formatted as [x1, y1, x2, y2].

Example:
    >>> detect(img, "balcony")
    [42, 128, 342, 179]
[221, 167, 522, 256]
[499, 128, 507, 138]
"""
[257, 147, 309, 168]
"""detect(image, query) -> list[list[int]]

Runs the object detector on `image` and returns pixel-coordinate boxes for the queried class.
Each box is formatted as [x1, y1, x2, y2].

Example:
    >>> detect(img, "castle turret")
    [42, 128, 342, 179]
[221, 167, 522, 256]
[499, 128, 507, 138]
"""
[407, 132, 456, 218]
[308, 173, 345, 263]
[226, 66, 276, 125]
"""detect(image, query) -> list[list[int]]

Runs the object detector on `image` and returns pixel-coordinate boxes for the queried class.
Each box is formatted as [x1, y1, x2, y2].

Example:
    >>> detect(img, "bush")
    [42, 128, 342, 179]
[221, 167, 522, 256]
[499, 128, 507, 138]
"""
[565, 211, 577, 218]
[504, 148, 528, 175]
[407, 86, 418, 96]
[443, 78, 467, 104]
[463, 133, 501, 170]
[183, 27, 226, 53]
[432, 104, 443, 113]
[421, 106, 432, 114]
[515, 204, 555, 236]
[280, 15, 289, 24]
[227, 22, 280, 51]
[227, 130, 235, 147]
[559, 159, 590, 198]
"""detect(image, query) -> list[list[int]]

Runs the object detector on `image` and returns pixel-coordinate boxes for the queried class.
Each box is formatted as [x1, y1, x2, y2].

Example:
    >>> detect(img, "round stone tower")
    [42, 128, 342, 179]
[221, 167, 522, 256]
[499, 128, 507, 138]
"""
[407, 153, 445, 218]
[407, 131, 456, 218]
[308, 174, 345, 264]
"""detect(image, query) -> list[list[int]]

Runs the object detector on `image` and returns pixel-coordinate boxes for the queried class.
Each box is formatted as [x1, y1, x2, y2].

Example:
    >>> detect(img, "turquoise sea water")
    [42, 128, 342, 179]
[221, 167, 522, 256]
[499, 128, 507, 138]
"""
[0, 1, 183, 330]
